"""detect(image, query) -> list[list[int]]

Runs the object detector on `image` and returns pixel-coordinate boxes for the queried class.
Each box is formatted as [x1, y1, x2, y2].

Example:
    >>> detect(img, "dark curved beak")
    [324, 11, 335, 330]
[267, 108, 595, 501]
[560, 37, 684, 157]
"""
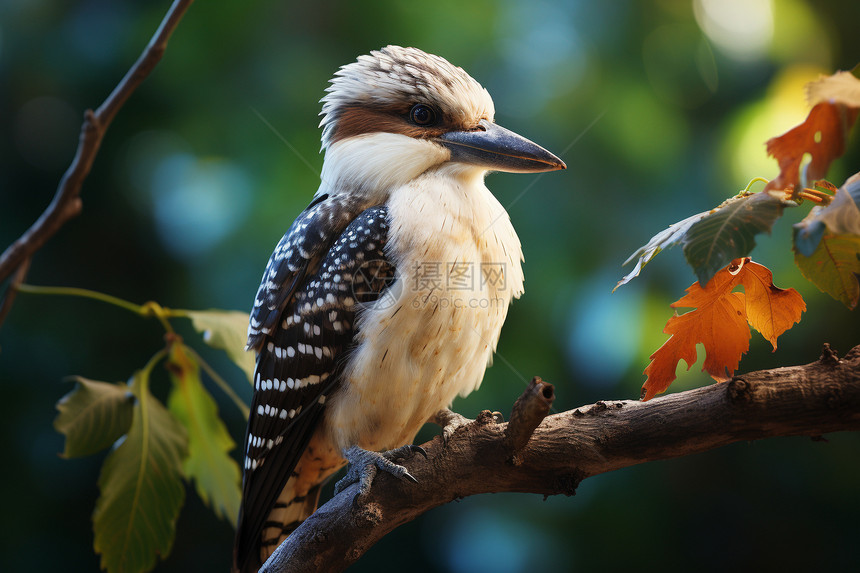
[437, 119, 566, 173]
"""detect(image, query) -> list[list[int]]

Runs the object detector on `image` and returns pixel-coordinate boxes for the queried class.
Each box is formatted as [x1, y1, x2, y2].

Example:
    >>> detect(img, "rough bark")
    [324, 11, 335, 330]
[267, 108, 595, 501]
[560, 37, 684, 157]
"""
[262, 343, 860, 573]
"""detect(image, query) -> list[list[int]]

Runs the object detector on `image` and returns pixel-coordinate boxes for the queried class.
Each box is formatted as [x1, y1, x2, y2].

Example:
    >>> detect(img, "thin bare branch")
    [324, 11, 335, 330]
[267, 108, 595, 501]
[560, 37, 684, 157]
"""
[262, 344, 860, 573]
[0, 257, 31, 327]
[0, 0, 194, 321]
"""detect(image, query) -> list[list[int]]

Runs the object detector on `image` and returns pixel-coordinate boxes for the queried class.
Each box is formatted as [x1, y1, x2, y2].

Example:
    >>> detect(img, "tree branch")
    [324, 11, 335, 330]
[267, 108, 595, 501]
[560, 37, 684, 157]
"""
[262, 344, 860, 573]
[0, 0, 194, 325]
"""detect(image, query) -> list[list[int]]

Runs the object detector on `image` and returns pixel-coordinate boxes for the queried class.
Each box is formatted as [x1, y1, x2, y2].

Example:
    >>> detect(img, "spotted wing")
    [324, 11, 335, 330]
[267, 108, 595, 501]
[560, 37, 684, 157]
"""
[234, 205, 393, 573]
[247, 193, 367, 351]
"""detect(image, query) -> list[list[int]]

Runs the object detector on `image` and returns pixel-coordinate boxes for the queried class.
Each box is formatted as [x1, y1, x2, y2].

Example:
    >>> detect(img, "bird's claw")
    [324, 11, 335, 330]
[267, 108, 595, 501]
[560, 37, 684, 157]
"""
[334, 444, 425, 497]
[432, 408, 472, 443]
[409, 444, 428, 459]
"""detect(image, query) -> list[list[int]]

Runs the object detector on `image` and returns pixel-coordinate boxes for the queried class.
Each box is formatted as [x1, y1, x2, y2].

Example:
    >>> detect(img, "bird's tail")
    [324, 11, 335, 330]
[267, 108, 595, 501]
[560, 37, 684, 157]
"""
[259, 477, 323, 563]
[232, 476, 322, 573]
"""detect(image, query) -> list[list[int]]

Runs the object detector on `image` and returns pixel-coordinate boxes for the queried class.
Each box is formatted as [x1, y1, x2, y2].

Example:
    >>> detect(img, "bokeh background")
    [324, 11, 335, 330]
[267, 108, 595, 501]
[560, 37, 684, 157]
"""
[2, 0, 859, 571]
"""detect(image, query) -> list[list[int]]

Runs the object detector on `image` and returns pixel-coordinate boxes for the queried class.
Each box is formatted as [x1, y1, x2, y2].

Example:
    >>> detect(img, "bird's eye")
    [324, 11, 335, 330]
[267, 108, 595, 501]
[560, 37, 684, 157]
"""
[409, 104, 436, 126]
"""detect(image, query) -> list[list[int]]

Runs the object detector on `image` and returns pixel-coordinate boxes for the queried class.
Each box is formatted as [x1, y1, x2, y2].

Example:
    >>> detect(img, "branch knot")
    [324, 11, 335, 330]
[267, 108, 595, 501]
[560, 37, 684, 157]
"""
[728, 378, 752, 403]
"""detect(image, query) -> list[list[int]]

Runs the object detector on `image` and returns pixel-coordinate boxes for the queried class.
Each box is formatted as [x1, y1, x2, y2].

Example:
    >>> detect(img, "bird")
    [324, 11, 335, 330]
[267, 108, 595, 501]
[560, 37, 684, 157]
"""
[233, 45, 565, 573]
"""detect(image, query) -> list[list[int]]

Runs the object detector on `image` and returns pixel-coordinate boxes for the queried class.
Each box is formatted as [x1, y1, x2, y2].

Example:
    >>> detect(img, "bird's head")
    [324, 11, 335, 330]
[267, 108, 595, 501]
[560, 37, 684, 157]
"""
[318, 46, 565, 198]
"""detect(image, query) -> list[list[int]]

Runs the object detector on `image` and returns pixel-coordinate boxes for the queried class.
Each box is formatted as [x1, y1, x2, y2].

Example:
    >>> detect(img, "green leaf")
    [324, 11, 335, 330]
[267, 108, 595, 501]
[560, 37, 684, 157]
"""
[615, 210, 709, 291]
[683, 192, 789, 286]
[184, 309, 255, 383]
[93, 365, 187, 573]
[166, 343, 241, 525]
[794, 233, 860, 309]
[54, 377, 135, 458]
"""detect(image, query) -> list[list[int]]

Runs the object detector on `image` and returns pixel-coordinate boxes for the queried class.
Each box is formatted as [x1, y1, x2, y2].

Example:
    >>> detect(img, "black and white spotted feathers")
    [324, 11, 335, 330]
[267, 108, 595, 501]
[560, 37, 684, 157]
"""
[247, 194, 368, 351]
[235, 202, 393, 572]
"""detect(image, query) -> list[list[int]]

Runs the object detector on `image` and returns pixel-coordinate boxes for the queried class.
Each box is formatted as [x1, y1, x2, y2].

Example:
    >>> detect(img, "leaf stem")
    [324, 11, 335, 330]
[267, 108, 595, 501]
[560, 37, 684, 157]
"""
[15, 284, 176, 333]
[184, 345, 250, 418]
[799, 187, 835, 205]
[135, 347, 169, 396]
[743, 177, 770, 193]
[140, 301, 176, 334]
[16, 284, 145, 314]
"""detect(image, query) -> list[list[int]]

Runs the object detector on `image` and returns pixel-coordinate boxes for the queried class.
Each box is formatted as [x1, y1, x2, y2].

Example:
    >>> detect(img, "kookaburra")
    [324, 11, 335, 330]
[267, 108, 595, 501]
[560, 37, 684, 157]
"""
[233, 45, 565, 573]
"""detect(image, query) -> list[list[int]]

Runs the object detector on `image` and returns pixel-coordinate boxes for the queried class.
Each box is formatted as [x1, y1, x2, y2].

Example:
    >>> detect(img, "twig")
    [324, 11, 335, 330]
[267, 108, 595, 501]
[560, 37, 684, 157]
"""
[262, 344, 860, 573]
[0, 258, 31, 326]
[505, 375, 554, 454]
[0, 0, 194, 327]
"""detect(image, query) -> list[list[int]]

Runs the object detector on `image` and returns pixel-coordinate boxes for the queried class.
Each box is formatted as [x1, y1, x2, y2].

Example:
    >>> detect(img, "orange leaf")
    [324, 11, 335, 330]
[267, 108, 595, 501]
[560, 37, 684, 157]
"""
[642, 266, 750, 400]
[735, 261, 806, 350]
[642, 259, 805, 400]
[763, 101, 858, 193]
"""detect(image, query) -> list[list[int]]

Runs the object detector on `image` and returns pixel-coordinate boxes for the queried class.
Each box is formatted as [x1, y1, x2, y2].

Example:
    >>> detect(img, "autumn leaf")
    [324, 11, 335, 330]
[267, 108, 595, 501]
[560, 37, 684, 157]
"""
[642, 259, 805, 400]
[764, 69, 860, 193]
[642, 266, 748, 400]
[738, 262, 807, 349]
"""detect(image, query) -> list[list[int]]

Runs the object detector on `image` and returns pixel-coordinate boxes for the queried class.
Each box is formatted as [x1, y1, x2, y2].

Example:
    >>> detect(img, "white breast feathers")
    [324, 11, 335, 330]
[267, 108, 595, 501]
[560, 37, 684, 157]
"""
[324, 162, 524, 452]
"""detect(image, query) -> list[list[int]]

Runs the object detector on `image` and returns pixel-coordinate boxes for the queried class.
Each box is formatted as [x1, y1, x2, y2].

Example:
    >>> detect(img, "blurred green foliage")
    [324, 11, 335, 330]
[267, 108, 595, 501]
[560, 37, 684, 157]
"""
[2, 0, 859, 571]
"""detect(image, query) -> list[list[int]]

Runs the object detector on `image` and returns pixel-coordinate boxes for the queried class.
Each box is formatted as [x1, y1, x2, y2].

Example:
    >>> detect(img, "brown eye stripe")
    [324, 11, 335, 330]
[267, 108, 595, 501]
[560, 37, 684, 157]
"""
[328, 105, 472, 145]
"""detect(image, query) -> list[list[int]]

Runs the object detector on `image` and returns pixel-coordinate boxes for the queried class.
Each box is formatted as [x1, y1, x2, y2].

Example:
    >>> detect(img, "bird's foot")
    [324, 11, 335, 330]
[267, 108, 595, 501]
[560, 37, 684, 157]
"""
[334, 444, 427, 497]
[432, 408, 472, 443]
